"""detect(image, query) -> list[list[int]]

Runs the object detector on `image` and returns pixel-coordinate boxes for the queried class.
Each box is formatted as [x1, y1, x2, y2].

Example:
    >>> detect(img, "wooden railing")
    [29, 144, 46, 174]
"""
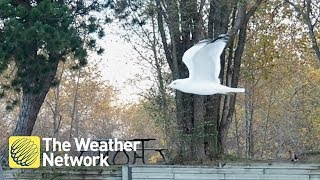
[3, 167, 122, 180]
[123, 163, 320, 180]
[3, 163, 320, 180]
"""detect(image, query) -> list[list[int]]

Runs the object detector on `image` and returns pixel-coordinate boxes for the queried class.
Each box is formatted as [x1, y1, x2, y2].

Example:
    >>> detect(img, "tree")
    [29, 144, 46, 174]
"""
[115, 0, 173, 142]
[229, 0, 320, 159]
[110, 0, 264, 161]
[0, 0, 107, 136]
[32, 61, 122, 145]
[154, 0, 264, 161]
[284, 0, 320, 62]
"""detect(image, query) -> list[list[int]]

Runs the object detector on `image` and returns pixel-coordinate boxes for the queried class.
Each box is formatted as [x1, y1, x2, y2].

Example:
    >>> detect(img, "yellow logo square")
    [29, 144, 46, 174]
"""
[9, 136, 40, 168]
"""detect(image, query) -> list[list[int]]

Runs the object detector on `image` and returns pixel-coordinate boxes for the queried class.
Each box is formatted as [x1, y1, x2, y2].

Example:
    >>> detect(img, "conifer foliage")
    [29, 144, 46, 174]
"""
[0, 0, 107, 136]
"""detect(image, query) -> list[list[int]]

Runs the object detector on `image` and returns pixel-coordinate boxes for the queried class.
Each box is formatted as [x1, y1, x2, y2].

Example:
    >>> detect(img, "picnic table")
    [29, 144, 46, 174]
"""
[78, 138, 167, 165]
[129, 138, 156, 164]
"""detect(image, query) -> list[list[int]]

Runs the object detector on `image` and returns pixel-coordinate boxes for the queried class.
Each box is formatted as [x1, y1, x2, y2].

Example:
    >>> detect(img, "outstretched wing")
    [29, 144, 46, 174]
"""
[182, 39, 211, 78]
[189, 34, 229, 83]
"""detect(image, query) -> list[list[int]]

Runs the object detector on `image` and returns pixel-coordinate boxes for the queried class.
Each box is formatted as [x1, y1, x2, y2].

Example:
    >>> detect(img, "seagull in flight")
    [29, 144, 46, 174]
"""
[168, 34, 245, 95]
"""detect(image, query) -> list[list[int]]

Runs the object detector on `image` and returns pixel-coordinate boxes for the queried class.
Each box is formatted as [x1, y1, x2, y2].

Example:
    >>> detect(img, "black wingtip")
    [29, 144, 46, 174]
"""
[196, 34, 230, 45]
[209, 33, 230, 44]
[216, 34, 230, 40]
[217, 34, 229, 38]
[197, 39, 212, 44]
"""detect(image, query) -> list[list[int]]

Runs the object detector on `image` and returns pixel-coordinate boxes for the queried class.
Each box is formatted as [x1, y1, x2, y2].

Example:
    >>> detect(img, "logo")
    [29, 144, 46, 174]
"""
[9, 136, 40, 168]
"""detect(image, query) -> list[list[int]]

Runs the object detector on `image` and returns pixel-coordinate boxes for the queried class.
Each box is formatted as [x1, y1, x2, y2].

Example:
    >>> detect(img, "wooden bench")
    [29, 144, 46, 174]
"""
[77, 139, 167, 165]
[77, 149, 114, 165]
[133, 148, 168, 164]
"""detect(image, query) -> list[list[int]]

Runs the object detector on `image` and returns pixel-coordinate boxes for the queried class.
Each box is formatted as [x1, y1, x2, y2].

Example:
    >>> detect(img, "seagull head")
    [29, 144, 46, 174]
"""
[168, 79, 185, 91]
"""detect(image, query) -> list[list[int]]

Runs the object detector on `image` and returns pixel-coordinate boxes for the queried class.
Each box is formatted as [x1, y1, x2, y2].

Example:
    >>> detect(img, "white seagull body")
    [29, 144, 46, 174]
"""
[168, 34, 245, 95]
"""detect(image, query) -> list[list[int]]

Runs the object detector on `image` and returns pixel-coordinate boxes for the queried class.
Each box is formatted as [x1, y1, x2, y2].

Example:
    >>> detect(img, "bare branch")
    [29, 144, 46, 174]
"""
[305, 0, 320, 61]
[284, 0, 303, 13]
[228, 2, 247, 37]
[285, 0, 320, 62]
[245, 0, 265, 21]
[228, 0, 265, 38]
[155, 0, 174, 73]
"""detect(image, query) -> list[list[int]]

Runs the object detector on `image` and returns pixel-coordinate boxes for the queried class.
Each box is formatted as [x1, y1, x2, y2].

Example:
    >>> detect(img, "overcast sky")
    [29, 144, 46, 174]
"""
[90, 24, 154, 104]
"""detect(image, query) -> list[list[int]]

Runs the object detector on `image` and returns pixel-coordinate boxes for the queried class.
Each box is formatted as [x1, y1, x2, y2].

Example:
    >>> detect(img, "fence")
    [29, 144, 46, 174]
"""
[124, 163, 320, 180]
[3, 163, 320, 180]
[3, 167, 122, 180]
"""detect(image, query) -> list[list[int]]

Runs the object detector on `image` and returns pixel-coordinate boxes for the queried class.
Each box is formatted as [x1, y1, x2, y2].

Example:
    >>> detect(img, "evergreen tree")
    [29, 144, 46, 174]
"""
[0, 0, 108, 136]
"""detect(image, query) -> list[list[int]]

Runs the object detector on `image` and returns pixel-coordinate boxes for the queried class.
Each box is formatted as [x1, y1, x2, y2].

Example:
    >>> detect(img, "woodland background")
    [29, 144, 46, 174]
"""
[0, 0, 320, 164]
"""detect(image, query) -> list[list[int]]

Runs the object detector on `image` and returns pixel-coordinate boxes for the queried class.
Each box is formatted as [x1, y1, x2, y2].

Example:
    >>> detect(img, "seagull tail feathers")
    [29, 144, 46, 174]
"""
[230, 88, 245, 93]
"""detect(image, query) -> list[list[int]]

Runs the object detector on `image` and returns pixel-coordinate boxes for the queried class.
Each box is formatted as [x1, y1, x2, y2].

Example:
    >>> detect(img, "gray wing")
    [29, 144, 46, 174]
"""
[189, 35, 229, 83]
[182, 39, 211, 78]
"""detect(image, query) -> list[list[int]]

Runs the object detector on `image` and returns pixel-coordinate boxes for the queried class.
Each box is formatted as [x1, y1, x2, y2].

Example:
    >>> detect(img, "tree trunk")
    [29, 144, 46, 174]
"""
[218, 10, 237, 152]
[244, 73, 255, 158]
[13, 60, 59, 136]
[193, 95, 206, 160]
[205, 0, 232, 158]
[150, 11, 172, 144]
[234, 109, 241, 156]
[245, 87, 254, 158]
[219, 0, 264, 155]
[261, 89, 273, 158]
[156, 0, 263, 162]
[0, 55, 59, 166]
[13, 94, 44, 135]
[206, 0, 263, 157]
[162, 0, 205, 161]
[69, 69, 81, 141]
[52, 63, 65, 139]
[219, 23, 248, 153]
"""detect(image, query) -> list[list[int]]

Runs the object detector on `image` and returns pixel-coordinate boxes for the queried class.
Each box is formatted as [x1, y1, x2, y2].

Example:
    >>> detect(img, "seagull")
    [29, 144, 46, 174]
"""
[168, 34, 245, 95]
